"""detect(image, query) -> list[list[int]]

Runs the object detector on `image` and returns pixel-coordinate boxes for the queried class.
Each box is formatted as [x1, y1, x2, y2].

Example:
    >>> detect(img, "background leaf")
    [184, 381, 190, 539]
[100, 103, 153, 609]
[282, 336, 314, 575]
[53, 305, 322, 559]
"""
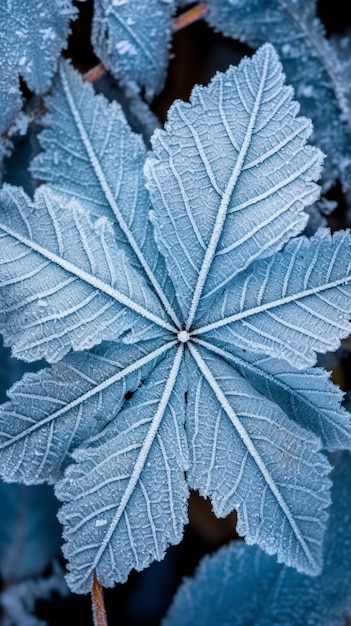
[0, 0, 77, 135]
[163, 453, 351, 626]
[206, 0, 351, 189]
[91, 0, 176, 100]
[0, 482, 62, 582]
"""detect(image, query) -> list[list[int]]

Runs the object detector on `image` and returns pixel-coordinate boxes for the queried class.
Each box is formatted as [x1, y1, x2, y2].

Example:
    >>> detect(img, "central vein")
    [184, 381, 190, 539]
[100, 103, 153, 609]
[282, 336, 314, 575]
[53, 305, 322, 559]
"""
[185, 49, 270, 331]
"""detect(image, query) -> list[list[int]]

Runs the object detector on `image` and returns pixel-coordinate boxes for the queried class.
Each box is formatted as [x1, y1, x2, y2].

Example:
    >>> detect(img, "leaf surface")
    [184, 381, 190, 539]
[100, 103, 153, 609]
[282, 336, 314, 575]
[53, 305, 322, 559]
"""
[0, 45, 350, 594]
[32, 61, 180, 326]
[196, 230, 351, 368]
[196, 339, 351, 451]
[145, 44, 322, 322]
[0, 185, 173, 362]
[206, 0, 351, 188]
[185, 345, 331, 575]
[0, 338, 172, 483]
[56, 348, 189, 593]
[0, 0, 77, 134]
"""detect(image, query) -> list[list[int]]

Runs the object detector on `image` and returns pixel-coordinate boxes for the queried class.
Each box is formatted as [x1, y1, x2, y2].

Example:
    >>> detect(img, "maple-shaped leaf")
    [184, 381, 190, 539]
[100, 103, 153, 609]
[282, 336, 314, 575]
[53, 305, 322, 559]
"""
[206, 0, 351, 189]
[91, 0, 176, 100]
[163, 452, 351, 626]
[0, 0, 78, 136]
[0, 44, 350, 595]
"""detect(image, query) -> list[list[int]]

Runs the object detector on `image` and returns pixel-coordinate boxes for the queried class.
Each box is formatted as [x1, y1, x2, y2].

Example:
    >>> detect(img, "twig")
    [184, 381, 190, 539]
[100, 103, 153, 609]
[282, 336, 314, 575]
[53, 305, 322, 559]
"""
[83, 63, 107, 84]
[91, 571, 108, 626]
[172, 2, 209, 33]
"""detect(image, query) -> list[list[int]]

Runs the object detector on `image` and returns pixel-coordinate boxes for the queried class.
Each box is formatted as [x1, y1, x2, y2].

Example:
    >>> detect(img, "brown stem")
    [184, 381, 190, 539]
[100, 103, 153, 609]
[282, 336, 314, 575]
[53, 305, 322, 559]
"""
[172, 2, 209, 33]
[91, 571, 108, 626]
[83, 63, 107, 83]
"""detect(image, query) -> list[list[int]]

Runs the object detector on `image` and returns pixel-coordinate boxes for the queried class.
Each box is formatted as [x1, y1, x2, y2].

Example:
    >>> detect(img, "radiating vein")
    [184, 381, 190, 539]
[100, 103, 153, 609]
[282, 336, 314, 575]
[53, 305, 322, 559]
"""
[194, 337, 351, 446]
[194, 275, 351, 336]
[0, 340, 176, 450]
[186, 47, 270, 329]
[0, 221, 176, 334]
[188, 343, 318, 570]
[79, 344, 184, 585]
[59, 64, 180, 327]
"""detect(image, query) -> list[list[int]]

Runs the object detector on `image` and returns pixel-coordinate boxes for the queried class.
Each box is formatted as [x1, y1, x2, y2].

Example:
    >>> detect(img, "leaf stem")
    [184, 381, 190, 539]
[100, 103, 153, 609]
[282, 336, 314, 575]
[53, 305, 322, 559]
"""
[172, 2, 209, 33]
[92, 571, 108, 626]
[83, 64, 107, 83]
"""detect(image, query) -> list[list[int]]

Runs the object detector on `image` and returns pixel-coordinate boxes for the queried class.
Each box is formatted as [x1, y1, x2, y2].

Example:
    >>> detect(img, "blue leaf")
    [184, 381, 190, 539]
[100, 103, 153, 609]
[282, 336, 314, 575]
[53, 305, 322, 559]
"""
[56, 348, 189, 593]
[0, 45, 350, 594]
[91, 0, 176, 99]
[0, 338, 172, 483]
[196, 230, 351, 369]
[145, 44, 323, 322]
[32, 61, 180, 327]
[163, 453, 351, 626]
[0, 185, 174, 362]
[185, 345, 331, 575]
[195, 339, 351, 451]
[0, 0, 77, 135]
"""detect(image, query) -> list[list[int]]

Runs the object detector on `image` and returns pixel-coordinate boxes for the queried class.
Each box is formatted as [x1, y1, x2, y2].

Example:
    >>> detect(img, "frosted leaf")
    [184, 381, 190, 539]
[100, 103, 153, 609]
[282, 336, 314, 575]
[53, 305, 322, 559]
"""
[56, 349, 189, 593]
[145, 44, 322, 321]
[0, 338, 170, 483]
[206, 0, 351, 188]
[91, 0, 176, 99]
[32, 61, 180, 327]
[196, 230, 351, 369]
[0, 185, 172, 362]
[0, 0, 77, 135]
[1, 45, 350, 594]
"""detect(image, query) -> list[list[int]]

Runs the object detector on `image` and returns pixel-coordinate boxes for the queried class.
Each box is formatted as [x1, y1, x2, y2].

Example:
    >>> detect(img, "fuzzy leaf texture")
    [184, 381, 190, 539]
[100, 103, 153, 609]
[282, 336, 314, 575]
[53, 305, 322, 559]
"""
[91, 0, 176, 100]
[0, 0, 78, 136]
[1, 44, 351, 594]
[0, 185, 170, 362]
[206, 0, 351, 188]
[163, 452, 351, 626]
[31, 60, 180, 326]
[0, 338, 170, 483]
